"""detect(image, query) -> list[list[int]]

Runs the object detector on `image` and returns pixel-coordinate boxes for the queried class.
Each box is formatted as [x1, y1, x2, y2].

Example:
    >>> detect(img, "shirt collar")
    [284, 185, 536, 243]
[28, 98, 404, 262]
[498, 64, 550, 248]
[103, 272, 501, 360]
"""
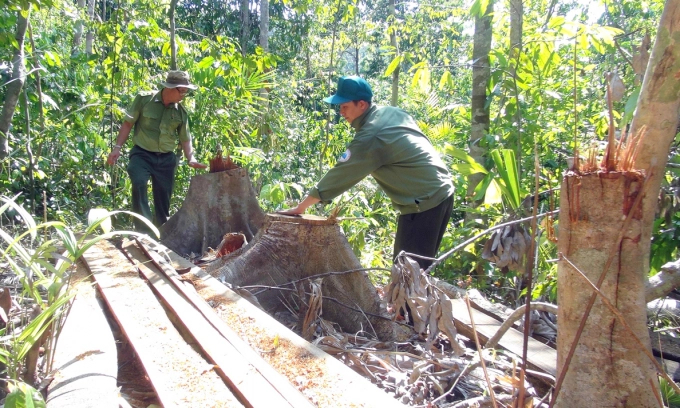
[152, 89, 178, 109]
[350, 104, 376, 131]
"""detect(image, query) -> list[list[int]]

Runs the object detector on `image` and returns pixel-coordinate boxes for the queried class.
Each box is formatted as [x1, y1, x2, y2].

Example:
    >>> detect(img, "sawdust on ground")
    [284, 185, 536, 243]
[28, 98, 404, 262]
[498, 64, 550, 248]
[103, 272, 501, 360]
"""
[192, 277, 370, 408]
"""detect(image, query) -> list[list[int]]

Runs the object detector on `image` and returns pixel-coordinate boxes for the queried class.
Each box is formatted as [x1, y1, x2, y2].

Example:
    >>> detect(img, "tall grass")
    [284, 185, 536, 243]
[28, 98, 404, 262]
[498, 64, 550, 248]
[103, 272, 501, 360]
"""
[0, 195, 154, 406]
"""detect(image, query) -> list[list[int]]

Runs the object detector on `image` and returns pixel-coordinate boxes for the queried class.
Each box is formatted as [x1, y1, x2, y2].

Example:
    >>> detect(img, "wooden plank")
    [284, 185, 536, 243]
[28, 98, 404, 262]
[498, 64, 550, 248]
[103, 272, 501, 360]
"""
[650, 329, 680, 362]
[123, 241, 303, 408]
[134, 240, 314, 408]
[144, 239, 406, 408]
[47, 263, 118, 408]
[449, 298, 557, 376]
[82, 240, 243, 408]
[657, 357, 680, 381]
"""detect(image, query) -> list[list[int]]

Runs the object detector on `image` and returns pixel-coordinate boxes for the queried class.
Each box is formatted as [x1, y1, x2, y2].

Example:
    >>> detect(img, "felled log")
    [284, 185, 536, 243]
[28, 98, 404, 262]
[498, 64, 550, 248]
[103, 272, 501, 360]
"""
[206, 214, 397, 341]
[646, 258, 680, 302]
[160, 168, 265, 256]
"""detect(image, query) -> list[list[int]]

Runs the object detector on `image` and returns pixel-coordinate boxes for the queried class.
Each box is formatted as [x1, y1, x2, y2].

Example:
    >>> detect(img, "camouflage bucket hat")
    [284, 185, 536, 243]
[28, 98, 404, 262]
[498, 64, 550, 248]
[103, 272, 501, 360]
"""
[161, 70, 198, 90]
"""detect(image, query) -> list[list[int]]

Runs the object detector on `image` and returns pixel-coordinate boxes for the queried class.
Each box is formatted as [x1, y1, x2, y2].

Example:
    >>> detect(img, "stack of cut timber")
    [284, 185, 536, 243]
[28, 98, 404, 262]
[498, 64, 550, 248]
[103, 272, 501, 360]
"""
[68, 238, 405, 408]
[47, 264, 119, 408]
[82, 240, 243, 408]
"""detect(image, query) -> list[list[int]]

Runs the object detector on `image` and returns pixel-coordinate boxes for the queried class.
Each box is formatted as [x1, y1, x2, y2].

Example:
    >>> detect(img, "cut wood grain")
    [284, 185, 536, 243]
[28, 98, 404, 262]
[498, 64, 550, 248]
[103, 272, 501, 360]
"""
[82, 240, 243, 408]
[47, 263, 118, 408]
[123, 240, 309, 408]
[449, 298, 557, 376]
[134, 239, 314, 408]
[143, 240, 406, 408]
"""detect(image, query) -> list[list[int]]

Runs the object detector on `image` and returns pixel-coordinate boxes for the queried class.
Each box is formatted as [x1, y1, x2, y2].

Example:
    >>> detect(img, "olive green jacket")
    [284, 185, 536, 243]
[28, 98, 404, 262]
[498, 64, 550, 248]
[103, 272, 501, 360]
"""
[124, 90, 191, 153]
[309, 105, 453, 214]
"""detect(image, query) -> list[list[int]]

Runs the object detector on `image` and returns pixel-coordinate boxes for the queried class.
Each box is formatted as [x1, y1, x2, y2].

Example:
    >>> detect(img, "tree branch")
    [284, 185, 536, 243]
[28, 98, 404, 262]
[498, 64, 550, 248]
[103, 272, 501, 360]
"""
[646, 258, 680, 302]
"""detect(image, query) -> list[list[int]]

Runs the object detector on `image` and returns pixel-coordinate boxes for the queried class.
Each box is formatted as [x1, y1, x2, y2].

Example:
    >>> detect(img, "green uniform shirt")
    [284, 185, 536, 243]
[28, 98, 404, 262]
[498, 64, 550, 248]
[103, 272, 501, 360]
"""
[309, 105, 454, 215]
[124, 90, 191, 153]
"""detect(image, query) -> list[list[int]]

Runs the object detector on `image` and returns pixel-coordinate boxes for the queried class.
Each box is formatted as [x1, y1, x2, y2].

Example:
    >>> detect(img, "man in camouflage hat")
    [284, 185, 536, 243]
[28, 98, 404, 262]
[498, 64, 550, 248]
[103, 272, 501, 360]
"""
[107, 70, 207, 234]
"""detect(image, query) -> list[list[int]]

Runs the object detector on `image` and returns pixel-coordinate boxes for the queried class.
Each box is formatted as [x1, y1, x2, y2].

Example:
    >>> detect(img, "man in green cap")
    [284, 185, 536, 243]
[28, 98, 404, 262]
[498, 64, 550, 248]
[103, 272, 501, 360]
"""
[279, 75, 454, 272]
[107, 70, 207, 234]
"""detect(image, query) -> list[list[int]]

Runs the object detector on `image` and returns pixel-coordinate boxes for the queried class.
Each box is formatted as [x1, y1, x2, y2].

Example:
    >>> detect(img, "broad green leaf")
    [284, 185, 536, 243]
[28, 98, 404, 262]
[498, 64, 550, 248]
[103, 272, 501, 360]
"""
[197, 56, 215, 69]
[0, 195, 37, 240]
[439, 71, 453, 90]
[547, 16, 566, 30]
[445, 145, 484, 166]
[469, 0, 481, 17]
[469, 0, 489, 17]
[385, 55, 402, 77]
[472, 172, 494, 201]
[491, 149, 521, 209]
[484, 179, 503, 205]
[16, 294, 72, 360]
[414, 66, 431, 94]
[451, 163, 487, 176]
[87, 208, 112, 234]
[621, 86, 640, 129]
[5, 382, 46, 408]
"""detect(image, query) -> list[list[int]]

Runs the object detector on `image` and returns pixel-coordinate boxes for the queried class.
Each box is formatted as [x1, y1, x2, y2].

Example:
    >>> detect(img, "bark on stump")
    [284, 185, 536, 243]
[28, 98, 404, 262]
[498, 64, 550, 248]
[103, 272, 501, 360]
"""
[206, 214, 396, 341]
[556, 172, 656, 407]
[160, 168, 265, 256]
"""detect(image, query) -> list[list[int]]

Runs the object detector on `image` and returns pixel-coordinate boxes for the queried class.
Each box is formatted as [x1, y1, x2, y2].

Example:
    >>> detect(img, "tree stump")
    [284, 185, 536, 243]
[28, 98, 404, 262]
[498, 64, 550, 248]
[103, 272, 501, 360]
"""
[556, 171, 656, 407]
[160, 168, 265, 256]
[206, 214, 397, 341]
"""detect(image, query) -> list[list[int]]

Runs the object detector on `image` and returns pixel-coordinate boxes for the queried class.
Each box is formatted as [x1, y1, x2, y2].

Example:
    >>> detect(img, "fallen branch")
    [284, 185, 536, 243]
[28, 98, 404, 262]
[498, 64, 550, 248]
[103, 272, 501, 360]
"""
[645, 258, 680, 302]
[235, 284, 408, 326]
[244, 267, 392, 296]
[485, 302, 558, 350]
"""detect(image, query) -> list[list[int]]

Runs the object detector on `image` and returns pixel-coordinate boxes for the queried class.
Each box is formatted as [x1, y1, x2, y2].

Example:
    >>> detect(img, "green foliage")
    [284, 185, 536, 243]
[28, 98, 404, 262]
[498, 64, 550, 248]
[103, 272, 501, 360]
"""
[489, 149, 523, 210]
[5, 382, 46, 408]
[659, 376, 680, 408]
[0, 196, 150, 385]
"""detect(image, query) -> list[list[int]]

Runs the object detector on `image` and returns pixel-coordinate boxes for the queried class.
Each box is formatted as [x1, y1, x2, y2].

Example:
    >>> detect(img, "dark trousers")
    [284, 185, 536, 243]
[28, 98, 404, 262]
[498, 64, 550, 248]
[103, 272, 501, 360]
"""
[127, 145, 177, 233]
[393, 194, 453, 270]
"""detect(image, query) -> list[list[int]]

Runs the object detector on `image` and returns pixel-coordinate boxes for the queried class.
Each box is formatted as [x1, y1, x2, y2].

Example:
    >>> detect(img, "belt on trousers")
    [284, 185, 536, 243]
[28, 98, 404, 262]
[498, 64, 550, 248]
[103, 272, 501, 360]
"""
[134, 145, 173, 156]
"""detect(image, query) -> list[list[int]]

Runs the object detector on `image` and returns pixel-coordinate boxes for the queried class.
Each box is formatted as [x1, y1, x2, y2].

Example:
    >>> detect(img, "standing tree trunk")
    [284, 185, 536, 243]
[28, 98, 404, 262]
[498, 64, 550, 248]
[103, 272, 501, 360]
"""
[467, 1, 494, 204]
[240, 0, 250, 55]
[555, 1, 680, 406]
[389, 0, 399, 106]
[259, 0, 269, 53]
[85, 0, 95, 54]
[73, 0, 86, 55]
[0, 10, 30, 160]
[629, 0, 680, 281]
[556, 172, 653, 407]
[169, 0, 178, 70]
